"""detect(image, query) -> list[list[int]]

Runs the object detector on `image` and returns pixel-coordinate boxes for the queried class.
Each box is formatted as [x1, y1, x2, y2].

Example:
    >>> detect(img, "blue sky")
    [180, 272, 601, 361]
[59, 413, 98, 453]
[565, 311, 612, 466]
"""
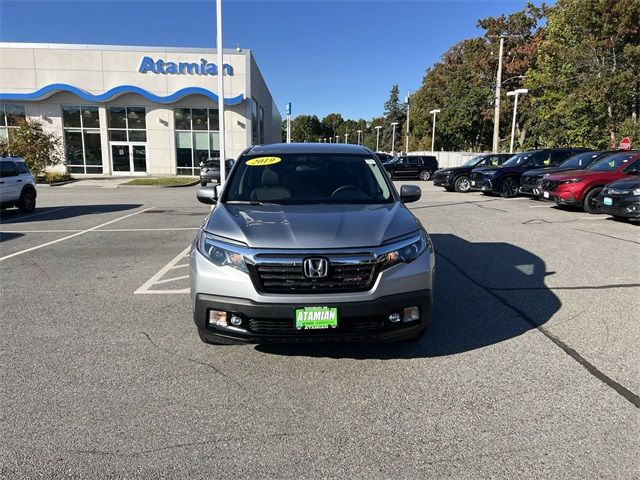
[0, 0, 540, 119]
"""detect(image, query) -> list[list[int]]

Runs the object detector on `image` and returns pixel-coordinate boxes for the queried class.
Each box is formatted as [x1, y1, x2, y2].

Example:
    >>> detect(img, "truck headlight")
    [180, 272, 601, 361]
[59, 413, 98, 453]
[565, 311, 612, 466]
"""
[379, 231, 432, 270]
[196, 230, 248, 273]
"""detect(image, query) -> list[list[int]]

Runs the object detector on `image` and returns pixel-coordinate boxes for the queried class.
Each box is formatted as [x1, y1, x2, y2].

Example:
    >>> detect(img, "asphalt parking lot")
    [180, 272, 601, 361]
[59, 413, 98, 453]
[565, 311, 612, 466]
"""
[1, 182, 639, 478]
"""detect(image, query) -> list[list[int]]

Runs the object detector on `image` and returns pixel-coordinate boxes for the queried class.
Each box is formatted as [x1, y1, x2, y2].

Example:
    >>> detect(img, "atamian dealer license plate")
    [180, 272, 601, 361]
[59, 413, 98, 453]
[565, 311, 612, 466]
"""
[295, 307, 338, 330]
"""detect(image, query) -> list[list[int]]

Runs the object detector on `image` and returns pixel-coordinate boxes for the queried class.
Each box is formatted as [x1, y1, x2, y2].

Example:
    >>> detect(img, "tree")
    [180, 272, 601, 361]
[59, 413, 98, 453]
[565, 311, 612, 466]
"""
[321, 113, 345, 141]
[0, 119, 63, 176]
[382, 85, 407, 152]
[290, 115, 323, 142]
[524, 0, 640, 148]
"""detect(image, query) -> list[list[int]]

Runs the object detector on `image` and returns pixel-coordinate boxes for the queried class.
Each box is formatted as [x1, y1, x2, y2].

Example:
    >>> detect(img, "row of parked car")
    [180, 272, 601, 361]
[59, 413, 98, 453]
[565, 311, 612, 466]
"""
[430, 148, 640, 223]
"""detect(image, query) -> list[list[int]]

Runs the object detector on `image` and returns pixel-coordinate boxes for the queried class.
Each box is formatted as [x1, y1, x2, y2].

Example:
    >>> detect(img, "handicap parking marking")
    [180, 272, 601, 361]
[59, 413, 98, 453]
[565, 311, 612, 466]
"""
[134, 246, 191, 295]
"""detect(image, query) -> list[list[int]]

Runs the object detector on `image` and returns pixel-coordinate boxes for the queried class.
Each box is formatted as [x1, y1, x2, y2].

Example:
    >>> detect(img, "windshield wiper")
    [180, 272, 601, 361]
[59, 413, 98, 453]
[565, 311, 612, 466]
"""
[225, 200, 281, 206]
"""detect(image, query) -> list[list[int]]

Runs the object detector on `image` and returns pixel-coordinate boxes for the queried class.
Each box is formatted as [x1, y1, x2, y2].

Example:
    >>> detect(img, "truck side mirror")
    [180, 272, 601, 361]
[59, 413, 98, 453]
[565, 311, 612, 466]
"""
[196, 186, 218, 205]
[400, 184, 421, 203]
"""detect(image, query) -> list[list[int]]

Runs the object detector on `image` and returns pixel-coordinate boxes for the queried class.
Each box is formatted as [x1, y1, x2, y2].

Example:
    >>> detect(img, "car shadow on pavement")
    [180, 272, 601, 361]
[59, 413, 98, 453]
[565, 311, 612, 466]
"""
[255, 233, 561, 359]
[0, 204, 142, 225]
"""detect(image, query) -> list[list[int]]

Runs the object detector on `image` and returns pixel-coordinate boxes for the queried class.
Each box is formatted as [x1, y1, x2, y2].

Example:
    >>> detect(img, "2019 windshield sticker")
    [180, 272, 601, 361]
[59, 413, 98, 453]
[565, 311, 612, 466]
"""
[246, 157, 282, 166]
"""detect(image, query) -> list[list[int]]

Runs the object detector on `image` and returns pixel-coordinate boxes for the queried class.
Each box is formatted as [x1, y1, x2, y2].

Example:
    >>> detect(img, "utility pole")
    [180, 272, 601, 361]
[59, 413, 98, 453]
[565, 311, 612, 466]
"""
[216, 0, 226, 183]
[405, 92, 411, 153]
[492, 35, 505, 153]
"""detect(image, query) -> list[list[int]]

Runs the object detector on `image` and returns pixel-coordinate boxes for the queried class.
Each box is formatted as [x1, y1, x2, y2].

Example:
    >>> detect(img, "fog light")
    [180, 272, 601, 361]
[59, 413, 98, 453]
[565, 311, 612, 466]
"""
[208, 310, 227, 327]
[229, 315, 243, 327]
[403, 306, 420, 322]
[388, 313, 401, 323]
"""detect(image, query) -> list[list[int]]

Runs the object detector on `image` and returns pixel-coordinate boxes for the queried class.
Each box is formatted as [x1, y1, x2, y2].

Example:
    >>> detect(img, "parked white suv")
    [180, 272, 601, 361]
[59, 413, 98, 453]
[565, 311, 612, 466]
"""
[0, 156, 37, 213]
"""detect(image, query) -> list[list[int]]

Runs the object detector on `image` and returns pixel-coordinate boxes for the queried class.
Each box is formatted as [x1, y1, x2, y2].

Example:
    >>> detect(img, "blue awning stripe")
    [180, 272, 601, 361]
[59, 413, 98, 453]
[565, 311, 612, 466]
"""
[0, 83, 244, 105]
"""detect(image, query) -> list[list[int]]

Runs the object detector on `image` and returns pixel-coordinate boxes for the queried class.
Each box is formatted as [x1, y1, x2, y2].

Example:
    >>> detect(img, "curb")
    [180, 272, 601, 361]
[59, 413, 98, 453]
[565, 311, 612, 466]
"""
[117, 179, 200, 189]
[37, 180, 77, 187]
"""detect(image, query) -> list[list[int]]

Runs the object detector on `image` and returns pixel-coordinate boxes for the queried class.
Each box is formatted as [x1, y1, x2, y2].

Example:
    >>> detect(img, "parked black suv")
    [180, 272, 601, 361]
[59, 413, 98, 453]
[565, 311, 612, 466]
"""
[199, 158, 235, 186]
[433, 153, 512, 192]
[383, 155, 439, 181]
[470, 148, 590, 198]
[376, 153, 395, 163]
[520, 150, 613, 197]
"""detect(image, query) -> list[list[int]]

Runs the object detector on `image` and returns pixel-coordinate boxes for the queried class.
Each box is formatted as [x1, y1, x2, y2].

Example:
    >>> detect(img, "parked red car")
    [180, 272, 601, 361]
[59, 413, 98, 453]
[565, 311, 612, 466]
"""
[540, 151, 640, 213]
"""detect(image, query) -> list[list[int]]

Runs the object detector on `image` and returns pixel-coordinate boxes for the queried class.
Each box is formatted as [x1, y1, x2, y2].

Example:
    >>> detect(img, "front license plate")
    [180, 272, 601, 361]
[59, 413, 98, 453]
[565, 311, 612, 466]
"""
[295, 307, 338, 330]
[543, 191, 550, 199]
[471, 180, 476, 186]
[603, 197, 613, 206]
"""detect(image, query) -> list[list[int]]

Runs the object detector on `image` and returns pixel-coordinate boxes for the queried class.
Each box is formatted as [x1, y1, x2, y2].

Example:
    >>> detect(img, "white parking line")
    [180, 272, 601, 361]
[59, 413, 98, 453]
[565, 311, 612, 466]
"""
[134, 246, 191, 295]
[0, 207, 154, 262]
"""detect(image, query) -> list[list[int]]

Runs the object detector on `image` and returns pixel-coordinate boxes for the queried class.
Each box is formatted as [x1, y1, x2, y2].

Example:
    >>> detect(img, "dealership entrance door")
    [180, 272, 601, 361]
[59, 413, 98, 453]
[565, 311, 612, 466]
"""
[110, 143, 147, 175]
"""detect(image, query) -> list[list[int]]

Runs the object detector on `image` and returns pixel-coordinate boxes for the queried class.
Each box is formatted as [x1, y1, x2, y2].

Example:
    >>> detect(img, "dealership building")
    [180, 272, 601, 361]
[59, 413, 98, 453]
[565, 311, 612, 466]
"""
[0, 42, 281, 176]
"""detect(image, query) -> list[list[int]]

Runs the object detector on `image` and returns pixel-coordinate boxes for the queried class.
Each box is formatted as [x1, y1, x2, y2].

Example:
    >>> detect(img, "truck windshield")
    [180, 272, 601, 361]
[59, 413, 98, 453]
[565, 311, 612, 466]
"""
[224, 154, 394, 205]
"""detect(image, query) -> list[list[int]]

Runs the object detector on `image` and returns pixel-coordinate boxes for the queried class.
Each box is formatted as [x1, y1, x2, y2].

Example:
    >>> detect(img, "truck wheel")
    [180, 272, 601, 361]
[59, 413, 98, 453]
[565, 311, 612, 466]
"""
[454, 175, 471, 192]
[583, 188, 603, 214]
[499, 178, 519, 198]
[18, 189, 36, 213]
[419, 170, 431, 181]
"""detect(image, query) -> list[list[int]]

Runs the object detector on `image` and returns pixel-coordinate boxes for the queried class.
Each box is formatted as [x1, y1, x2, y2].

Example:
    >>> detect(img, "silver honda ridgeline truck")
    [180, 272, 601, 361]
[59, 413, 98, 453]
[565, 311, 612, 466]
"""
[190, 143, 435, 344]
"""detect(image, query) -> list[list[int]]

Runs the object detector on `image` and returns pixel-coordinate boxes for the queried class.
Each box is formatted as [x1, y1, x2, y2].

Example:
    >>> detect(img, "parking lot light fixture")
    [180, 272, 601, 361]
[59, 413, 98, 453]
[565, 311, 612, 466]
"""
[345, 133, 349, 144]
[357, 129, 362, 145]
[506, 89, 528, 154]
[335, 135, 339, 143]
[391, 122, 399, 155]
[375, 125, 382, 151]
[429, 109, 441, 153]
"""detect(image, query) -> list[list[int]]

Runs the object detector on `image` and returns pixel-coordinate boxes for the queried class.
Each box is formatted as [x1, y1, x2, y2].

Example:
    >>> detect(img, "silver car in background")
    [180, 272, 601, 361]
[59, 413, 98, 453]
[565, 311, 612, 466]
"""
[190, 143, 435, 344]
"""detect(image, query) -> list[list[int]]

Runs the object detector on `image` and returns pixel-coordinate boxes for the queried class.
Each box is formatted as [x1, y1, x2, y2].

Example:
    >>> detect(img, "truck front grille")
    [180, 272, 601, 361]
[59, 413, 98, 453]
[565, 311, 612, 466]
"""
[249, 255, 379, 294]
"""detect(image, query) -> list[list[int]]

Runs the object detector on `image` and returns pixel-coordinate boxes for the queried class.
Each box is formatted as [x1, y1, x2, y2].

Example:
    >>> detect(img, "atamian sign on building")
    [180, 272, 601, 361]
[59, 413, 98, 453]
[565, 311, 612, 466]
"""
[0, 43, 281, 177]
[138, 56, 234, 76]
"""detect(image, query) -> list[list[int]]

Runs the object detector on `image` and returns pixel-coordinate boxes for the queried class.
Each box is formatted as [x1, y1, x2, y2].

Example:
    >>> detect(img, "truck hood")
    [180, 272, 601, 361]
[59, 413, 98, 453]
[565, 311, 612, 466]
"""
[203, 202, 420, 249]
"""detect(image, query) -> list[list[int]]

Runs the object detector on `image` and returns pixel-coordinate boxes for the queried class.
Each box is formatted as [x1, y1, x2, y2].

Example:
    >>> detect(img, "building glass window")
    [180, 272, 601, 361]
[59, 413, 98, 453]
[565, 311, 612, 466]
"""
[0, 104, 26, 140]
[174, 107, 220, 176]
[62, 105, 103, 174]
[108, 106, 146, 142]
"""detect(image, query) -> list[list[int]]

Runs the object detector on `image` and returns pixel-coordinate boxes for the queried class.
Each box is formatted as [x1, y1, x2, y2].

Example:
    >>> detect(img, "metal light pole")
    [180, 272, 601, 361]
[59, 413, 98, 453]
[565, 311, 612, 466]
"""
[492, 35, 505, 153]
[344, 133, 349, 144]
[507, 89, 528, 153]
[356, 130, 362, 145]
[390, 122, 399, 154]
[335, 135, 339, 144]
[405, 92, 411, 153]
[286, 102, 291, 143]
[429, 109, 440, 152]
[216, 0, 226, 183]
[375, 126, 382, 151]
